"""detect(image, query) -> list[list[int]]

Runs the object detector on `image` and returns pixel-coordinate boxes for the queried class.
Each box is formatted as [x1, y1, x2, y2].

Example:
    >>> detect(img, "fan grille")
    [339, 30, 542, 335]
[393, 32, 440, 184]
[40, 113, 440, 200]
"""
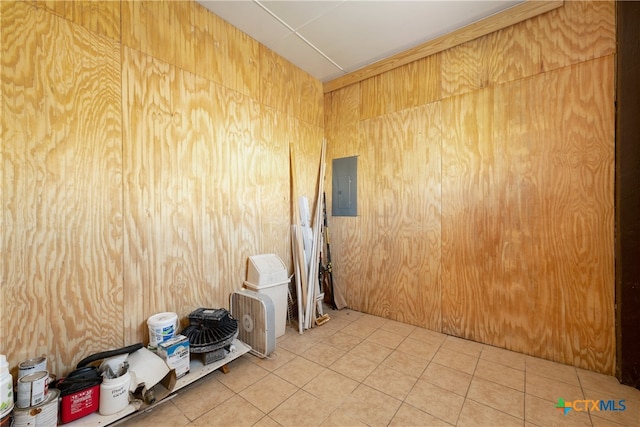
[230, 290, 274, 358]
[181, 308, 238, 353]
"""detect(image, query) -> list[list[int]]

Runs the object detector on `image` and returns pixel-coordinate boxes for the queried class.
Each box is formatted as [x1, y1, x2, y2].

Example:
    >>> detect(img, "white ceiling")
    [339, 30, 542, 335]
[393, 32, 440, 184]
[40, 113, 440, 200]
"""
[197, 0, 524, 82]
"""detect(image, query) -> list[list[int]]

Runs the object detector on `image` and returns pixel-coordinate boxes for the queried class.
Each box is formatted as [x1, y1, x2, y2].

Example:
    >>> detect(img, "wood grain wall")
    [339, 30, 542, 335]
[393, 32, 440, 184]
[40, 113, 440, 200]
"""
[324, 1, 616, 374]
[1, 1, 323, 376]
[2, 1, 123, 374]
[1, 0, 616, 377]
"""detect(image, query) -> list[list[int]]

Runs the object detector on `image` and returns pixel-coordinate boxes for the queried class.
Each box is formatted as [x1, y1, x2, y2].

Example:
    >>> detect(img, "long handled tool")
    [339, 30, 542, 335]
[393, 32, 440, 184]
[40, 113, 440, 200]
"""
[314, 214, 330, 326]
[322, 192, 337, 309]
[290, 145, 305, 334]
[304, 139, 327, 329]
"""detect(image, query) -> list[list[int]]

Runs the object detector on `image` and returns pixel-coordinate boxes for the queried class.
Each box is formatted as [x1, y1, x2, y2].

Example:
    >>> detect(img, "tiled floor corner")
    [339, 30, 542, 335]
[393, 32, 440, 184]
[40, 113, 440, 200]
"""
[117, 308, 640, 427]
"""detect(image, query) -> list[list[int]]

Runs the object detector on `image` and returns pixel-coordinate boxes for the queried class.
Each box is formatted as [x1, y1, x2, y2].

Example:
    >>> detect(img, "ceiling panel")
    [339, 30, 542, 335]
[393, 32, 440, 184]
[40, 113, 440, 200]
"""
[298, 1, 521, 73]
[270, 33, 344, 81]
[198, 0, 291, 45]
[197, 0, 525, 82]
[260, 1, 344, 31]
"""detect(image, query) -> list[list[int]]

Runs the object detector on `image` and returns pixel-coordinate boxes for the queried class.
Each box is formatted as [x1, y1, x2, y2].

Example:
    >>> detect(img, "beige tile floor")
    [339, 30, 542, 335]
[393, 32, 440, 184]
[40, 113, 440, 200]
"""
[117, 308, 640, 427]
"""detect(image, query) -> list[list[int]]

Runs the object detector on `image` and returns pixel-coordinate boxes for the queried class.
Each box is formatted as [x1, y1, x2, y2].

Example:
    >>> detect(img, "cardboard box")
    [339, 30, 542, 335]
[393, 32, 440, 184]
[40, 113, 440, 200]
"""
[157, 335, 190, 378]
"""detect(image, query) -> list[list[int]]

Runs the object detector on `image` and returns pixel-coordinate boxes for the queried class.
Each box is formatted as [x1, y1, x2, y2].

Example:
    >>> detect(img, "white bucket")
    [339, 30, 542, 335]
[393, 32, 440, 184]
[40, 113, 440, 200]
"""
[147, 312, 178, 348]
[99, 371, 131, 416]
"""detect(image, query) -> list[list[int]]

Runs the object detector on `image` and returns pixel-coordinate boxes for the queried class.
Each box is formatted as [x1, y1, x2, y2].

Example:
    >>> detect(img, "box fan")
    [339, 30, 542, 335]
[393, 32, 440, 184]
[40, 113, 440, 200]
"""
[230, 289, 275, 358]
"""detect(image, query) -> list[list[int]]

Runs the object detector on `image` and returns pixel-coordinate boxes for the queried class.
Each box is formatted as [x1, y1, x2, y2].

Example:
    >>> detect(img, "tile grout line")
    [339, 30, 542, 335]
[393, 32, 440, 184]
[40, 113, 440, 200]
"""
[575, 367, 596, 427]
[387, 329, 452, 426]
[360, 321, 404, 427]
[451, 345, 483, 426]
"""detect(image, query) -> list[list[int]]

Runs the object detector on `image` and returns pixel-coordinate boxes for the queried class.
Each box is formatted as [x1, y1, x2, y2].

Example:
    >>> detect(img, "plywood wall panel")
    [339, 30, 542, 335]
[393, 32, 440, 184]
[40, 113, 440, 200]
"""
[222, 87, 264, 288]
[171, 70, 233, 313]
[324, 84, 360, 145]
[325, 1, 615, 373]
[441, 57, 615, 373]
[260, 46, 297, 119]
[442, 1, 615, 99]
[122, 47, 173, 339]
[121, 1, 174, 73]
[361, 54, 442, 120]
[154, 1, 176, 67]
[346, 104, 442, 329]
[122, 47, 246, 339]
[174, 1, 196, 78]
[441, 86, 510, 343]
[297, 71, 324, 128]
[34, 0, 121, 41]
[257, 106, 294, 269]
[206, 8, 236, 90]
[120, 1, 139, 52]
[226, 27, 260, 99]
[541, 0, 615, 69]
[440, 36, 490, 99]
[1, 2, 42, 360]
[289, 118, 324, 217]
[191, 2, 210, 82]
[2, 1, 123, 374]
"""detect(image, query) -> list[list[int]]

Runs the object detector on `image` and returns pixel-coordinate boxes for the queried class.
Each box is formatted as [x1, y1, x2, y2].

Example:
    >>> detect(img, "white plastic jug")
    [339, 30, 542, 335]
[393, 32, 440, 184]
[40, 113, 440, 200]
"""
[99, 371, 131, 416]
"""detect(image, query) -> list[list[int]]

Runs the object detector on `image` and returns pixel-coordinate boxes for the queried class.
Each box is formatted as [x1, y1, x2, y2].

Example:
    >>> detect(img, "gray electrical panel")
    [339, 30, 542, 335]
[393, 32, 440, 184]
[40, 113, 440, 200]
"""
[332, 156, 357, 216]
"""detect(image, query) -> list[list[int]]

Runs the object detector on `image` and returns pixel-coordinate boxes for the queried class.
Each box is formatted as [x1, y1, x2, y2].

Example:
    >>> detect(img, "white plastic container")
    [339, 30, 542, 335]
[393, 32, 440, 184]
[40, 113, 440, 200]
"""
[246, 254, 288, 286]
[244, 254, 290, 338]
[147, 312, 178, 348]
[99, 371, 131, 416]
[0, 355, 13, 419]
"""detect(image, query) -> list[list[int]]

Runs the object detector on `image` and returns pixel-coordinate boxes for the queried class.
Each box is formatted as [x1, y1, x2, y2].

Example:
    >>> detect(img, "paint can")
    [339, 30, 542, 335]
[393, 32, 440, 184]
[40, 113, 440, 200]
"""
[16, 371, 48, 408]
[18, 356, 47, 379]
[12, 388, 59, 427]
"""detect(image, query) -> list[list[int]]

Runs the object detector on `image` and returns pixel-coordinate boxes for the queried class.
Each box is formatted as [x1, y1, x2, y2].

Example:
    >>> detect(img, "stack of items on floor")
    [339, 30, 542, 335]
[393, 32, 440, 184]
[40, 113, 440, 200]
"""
[290, 140, 332, 334]
[0, 344, 176, 426]
[0, 253, 293, 425]
[1, 354, 60, 426]
[0, 305, 241, 425]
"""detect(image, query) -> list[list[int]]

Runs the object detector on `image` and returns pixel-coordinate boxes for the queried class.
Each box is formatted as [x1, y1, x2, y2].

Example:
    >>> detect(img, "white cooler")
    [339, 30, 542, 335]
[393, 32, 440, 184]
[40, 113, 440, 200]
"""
[243, 254, 289, 337]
